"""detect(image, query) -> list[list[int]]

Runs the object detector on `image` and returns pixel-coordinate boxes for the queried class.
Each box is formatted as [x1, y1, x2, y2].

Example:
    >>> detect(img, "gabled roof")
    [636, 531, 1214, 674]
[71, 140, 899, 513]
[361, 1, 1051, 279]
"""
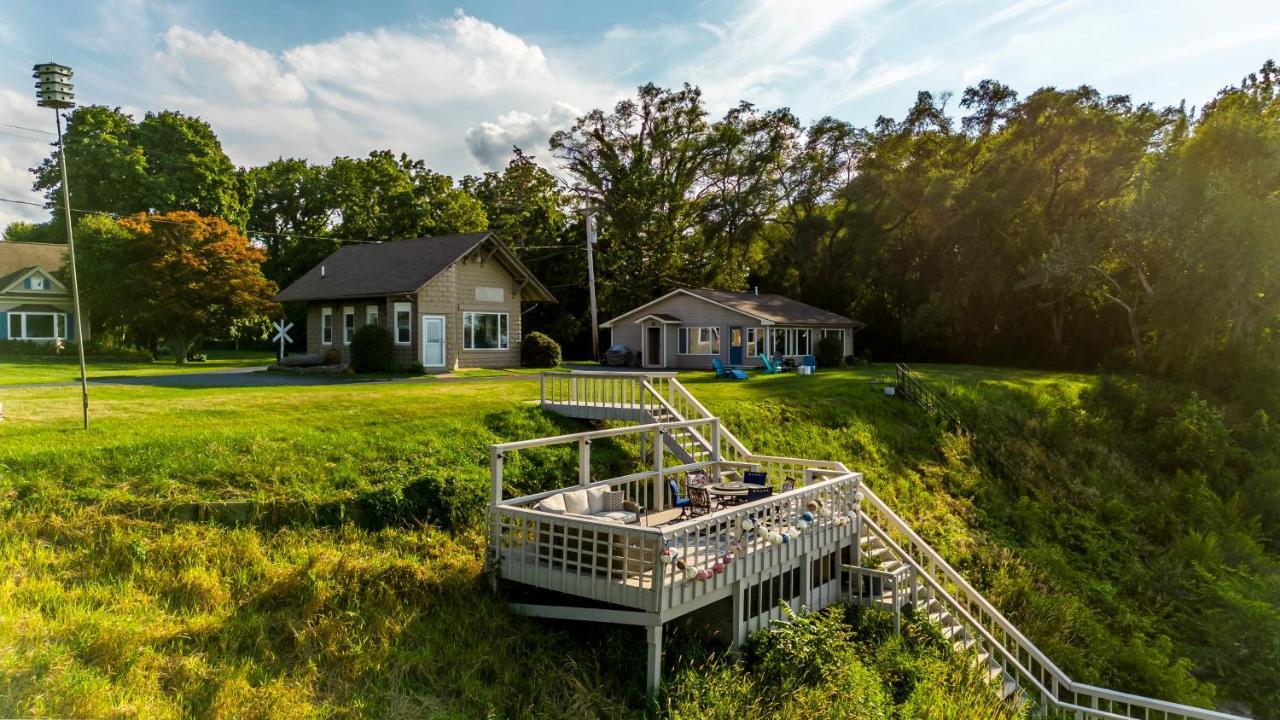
[274, 232, 555, 303]
[0, 242, 68, 294]
[602, 288, 862, 328]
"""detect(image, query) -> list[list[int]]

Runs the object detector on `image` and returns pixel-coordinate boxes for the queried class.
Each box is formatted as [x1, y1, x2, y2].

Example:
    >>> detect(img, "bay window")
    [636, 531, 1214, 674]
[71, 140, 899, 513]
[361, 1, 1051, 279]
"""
[463, 311, 509, 350]
[679, 326, 720, 355]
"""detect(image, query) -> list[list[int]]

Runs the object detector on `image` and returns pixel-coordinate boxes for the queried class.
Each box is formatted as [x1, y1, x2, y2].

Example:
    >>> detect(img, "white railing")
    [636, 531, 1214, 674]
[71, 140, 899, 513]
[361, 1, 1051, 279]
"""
[533, 372, 1247, 720]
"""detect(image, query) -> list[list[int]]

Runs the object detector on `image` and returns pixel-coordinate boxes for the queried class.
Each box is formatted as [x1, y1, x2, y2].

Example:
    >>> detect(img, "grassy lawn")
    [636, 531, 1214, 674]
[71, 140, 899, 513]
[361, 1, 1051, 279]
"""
[1, 363, 1272, 717]
[0, 349, 276, 386]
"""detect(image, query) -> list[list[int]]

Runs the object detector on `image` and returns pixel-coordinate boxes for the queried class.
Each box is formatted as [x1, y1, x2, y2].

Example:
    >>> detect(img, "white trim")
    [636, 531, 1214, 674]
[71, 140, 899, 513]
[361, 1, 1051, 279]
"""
[393, 302, 412, 345]
[600, 289, 768, 328]
[320, 307, 333, 345]
[641, 324, 664, 368]
[677, 326, 721, 356]
[421, 314, 447, 367]
[342, 305, 355, 345]
[7, 310, 68, 341]
[632, 313, 682, 325]
[462, 311, 510, 351]
[0, 267, 67, 295]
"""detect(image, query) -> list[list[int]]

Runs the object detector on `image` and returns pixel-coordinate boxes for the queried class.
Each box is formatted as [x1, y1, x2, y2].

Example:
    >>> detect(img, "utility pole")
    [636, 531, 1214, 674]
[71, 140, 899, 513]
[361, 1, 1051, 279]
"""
[585, 211, 600, 361]
[34, 62, 89, 429]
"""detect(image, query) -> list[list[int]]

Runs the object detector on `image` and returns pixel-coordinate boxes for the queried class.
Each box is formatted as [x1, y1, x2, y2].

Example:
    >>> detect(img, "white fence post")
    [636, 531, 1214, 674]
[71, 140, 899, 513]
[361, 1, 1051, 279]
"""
[579, 436, 591, 486]
[654, 427, 665, 511]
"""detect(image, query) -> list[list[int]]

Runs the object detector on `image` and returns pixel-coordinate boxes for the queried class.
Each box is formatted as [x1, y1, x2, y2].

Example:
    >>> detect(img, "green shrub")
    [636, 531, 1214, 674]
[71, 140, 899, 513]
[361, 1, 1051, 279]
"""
[815, 335, 844, 367]
[521, 331, 561, 368]
[1153, 393, 1232, 474]
[0, 339, 152, 362]
[349, 324, 394, 373]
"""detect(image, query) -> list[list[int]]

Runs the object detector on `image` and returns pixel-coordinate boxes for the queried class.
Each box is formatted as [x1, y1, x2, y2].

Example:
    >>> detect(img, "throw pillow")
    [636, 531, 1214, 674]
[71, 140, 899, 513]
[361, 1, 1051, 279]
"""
[563, 489, 591, 515]
[602, 490, 626, 512]
[586, 485, 608, 514]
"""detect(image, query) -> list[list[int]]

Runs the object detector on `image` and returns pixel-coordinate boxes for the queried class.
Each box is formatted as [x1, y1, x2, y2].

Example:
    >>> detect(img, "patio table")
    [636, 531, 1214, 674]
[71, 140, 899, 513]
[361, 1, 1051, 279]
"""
[708, 482, 749, 506]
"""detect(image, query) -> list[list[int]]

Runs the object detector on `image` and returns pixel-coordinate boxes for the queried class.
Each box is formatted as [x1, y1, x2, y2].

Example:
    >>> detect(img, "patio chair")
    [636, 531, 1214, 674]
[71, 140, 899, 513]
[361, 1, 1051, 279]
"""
[743, 470, 768, 486]
[685, 470, 710, 488]
[712, 357, 749, 380]
[801, 355, 817, 374]
[668, 479, 692, 519]
[688, 485, 715, 517]
[780, 477, 796, 492]
[758, 354, 782, 374]
[743, 486, 773, 503]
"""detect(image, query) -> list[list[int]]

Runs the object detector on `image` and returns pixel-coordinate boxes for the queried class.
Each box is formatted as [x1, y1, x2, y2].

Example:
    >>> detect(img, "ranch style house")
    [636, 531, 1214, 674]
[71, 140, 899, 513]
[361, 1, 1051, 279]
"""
[275, 232, 555, 371]
[603, 288, 863, 370]
[0, 241, 86, 344]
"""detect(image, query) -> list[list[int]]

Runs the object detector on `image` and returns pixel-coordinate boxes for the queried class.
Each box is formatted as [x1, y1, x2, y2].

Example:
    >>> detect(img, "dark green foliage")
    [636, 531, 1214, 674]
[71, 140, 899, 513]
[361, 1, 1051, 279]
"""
[349, 324, 394, 373]
[815, 335, 844, 367]
[0, 339, 151, 362]
[520, 331, 561, 368]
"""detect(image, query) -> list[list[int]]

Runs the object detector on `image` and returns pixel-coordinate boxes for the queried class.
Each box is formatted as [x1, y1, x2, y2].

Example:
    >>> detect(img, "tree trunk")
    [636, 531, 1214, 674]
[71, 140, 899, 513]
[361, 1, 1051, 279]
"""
[172, 335, 193, 364]
[1125, 307, 1144, 365]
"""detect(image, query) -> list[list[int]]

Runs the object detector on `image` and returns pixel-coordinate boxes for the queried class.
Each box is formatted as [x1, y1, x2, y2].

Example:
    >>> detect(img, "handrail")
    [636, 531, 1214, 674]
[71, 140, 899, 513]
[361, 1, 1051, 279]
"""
[860, 485, 1241, 720]
[641, 380, 714, 456]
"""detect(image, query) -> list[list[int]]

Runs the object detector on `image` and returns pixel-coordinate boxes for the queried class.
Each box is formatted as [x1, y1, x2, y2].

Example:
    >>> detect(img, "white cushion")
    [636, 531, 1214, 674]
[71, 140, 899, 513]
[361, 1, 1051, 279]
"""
[562, 489, 591, 515]
[535, 493, 566, 514]
[586, 486, 608, 514]
[598, 510, 638, 524]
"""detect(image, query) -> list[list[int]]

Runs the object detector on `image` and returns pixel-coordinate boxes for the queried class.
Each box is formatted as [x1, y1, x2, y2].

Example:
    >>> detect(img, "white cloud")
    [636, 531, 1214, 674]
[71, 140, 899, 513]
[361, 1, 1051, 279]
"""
[0, 89, 55, 228]
[465, 102, 580, 170]
[157, 27, 307, 104]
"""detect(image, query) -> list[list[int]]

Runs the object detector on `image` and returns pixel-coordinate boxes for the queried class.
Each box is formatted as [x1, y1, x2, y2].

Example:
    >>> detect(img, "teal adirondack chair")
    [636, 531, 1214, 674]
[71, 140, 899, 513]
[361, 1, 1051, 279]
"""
[712, 357, 749, 380]
[759, 354, 782, 374]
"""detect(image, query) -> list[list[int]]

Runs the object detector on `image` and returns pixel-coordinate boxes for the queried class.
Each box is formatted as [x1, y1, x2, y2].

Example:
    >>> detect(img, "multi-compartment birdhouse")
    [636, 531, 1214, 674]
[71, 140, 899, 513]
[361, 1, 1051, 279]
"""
[33, 62, 75, 109]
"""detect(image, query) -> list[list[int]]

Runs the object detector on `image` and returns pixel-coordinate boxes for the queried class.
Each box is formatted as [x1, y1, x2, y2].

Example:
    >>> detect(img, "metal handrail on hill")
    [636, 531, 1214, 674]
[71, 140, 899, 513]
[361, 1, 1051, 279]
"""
[894, 363, 1021, 480]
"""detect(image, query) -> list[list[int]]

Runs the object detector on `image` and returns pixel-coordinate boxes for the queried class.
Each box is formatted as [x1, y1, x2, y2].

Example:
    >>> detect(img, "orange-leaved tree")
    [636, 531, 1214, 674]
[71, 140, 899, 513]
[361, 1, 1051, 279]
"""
[77, 211, 279, 363]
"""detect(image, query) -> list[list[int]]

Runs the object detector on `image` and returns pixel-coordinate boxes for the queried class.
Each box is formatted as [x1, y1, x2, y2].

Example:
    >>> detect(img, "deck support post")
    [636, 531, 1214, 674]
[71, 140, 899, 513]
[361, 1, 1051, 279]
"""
[730, 580, 746, 649]
[645, 623, 663, 695]
[579, 437, 591, 487]
[653, 428, 665, 511]
[799, 551, 812, 609]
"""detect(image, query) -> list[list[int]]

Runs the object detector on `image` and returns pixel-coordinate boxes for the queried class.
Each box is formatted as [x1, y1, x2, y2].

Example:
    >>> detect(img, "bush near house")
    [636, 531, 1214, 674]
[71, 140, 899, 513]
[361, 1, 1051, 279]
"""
[521, 331, 561, 368]
[349, 325, 394, 373]
[815, 335, 844, 367]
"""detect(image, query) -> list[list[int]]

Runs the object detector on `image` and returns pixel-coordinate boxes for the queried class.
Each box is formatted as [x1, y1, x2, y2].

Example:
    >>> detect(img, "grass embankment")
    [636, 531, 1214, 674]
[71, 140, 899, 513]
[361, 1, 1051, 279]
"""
[3, 364, 1274, 716]
[0, 349, 275, 386]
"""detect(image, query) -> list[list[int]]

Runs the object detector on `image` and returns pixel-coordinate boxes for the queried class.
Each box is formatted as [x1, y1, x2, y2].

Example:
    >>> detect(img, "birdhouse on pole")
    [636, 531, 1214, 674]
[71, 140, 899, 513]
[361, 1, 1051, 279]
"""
[33, 63, 75, 109]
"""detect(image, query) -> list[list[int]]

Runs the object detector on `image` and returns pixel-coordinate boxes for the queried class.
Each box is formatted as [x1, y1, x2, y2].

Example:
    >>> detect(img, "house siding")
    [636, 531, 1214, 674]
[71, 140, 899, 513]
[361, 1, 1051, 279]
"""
[452, 254, 523, 369]
[609, 294, 763, 370]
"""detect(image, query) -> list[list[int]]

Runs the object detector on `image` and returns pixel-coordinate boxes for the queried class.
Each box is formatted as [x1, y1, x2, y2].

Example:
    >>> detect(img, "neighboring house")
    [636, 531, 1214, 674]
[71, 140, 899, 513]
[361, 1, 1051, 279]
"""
[274, 232, 555, 371]
[0, 241, 86, 344]
[602, 288, 863, 370]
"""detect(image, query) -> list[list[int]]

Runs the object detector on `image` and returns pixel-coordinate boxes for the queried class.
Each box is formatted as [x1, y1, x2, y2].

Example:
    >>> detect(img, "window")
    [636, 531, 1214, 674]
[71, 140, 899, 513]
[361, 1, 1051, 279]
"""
[394, 302, 412, 344]
[796, 328, 811, 356]
[463, 311, 509, 350]
[821, 329, 845, 350]
[771, 328, 788, 356]
[29, 276, 46, 290]
[745, 328, 759, 357]
[7, 311, 66, 340]
[678, 326, 720, 355]
[343, 306, 355, 344]
[320, 307, 333, 345]
[366, 306, 380, 327]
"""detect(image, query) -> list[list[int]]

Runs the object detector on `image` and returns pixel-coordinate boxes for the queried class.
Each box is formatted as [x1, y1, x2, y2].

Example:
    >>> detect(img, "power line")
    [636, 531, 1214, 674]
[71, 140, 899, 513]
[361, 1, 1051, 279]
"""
[0, 121, 53, 135]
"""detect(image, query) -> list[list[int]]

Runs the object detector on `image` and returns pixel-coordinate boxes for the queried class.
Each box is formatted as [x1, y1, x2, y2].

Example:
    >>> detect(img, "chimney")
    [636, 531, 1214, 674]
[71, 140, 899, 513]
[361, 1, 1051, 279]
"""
[321, 265, 326, 278]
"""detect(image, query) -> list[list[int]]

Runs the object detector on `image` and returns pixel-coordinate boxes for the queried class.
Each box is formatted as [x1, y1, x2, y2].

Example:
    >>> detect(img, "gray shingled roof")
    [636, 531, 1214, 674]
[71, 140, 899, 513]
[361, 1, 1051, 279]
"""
[0, 242, 67, 291]
[683, 288, 862, 327]
[274, 232, 554, 303]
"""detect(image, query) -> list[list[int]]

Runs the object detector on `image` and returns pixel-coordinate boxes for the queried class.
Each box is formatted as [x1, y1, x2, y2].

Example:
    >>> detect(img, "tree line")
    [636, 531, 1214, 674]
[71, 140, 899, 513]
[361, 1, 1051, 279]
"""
[6, 61, 1278, 398]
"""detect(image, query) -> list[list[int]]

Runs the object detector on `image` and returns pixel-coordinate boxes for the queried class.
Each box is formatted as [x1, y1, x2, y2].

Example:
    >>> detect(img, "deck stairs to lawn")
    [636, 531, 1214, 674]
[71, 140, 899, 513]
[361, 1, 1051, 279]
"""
[537, 371, 1247, 720]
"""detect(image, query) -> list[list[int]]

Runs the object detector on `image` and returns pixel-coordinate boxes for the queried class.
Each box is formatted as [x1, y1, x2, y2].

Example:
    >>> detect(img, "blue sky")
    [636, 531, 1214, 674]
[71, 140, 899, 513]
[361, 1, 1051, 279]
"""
[1, 0, 1278, 226]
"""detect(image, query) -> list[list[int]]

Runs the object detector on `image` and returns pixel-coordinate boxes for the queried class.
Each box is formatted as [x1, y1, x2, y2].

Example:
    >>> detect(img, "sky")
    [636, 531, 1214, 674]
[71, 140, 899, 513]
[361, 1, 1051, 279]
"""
[0, 0, 1277, 227]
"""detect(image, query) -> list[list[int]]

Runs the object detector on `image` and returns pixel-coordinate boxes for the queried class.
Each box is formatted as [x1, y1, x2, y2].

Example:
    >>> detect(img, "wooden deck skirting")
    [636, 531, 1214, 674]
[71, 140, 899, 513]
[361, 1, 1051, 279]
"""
[485, 372, 1249, 719]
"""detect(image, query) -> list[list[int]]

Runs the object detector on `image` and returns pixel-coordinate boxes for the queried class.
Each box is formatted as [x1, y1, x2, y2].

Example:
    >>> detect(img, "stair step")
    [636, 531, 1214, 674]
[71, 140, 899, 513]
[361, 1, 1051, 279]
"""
[1001, 678, 1020, 700]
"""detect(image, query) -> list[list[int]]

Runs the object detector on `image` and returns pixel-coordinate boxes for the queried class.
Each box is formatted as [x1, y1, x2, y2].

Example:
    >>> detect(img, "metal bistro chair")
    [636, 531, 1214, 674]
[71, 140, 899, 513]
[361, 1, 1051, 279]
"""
[780, 477, 796, 493]
[688, 485, 715, 517]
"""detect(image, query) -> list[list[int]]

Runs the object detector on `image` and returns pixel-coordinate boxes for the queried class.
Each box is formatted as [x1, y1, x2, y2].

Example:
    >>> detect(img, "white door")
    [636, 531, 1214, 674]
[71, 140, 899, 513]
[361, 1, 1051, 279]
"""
[422, 315, 446, 368]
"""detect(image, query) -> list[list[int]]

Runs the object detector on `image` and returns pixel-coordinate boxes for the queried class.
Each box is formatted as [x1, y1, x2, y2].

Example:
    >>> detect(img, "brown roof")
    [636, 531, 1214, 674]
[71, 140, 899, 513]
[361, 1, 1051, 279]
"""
[0, 242, 67, 290]
[683, 288, 862, 327]
[275, 232, 555, 303]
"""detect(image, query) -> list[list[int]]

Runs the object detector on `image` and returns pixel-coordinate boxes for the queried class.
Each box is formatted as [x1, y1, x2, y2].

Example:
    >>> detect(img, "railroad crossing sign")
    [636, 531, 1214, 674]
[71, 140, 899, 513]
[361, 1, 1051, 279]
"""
[272, 319, 294, 360]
